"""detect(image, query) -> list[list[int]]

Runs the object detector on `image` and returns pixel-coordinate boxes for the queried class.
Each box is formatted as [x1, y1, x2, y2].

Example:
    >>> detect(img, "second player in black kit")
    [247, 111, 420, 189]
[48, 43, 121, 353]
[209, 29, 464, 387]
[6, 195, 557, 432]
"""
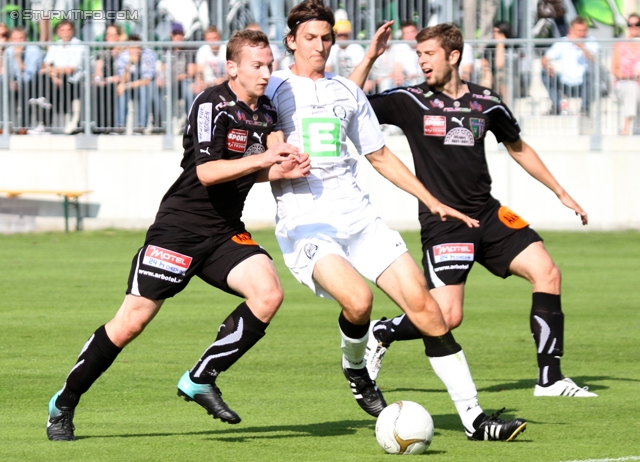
[356, 22, 594, 400]
[369, 81, 542, 285]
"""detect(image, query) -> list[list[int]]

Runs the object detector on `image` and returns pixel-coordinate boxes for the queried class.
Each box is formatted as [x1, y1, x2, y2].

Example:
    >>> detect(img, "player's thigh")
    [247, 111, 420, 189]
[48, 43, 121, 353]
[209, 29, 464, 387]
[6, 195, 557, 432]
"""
[376, 252, 449, 336]
[421, 220, 479, 290]
[509, 241, 560, 293]
[313, 253, 373, 323]
[348, 213, 407, 286]
[478, 203, 543, 279]
[198, 232, 273, 298]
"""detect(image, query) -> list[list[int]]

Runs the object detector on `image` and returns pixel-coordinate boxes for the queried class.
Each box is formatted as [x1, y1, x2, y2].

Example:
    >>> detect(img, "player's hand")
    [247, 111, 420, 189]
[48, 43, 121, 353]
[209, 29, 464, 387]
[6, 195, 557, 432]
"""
[430, 202, 480, 228]
[267, 130, 285, 148]
[365, 20, 394, 61]
[261, 142, 299, 168]
[281, 152, 311, 179]
[558, 191, 588, 225]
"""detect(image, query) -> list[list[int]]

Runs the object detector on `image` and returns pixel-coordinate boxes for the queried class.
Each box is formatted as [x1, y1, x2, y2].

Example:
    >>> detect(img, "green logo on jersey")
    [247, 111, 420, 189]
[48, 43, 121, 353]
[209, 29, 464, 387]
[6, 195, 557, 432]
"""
[302, 117, 341, 157]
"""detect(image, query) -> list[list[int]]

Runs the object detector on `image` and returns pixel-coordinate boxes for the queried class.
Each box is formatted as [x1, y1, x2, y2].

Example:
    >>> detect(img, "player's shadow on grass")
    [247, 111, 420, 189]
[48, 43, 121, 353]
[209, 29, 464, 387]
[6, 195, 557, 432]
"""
[79, 419, 375, 441]
[387, 375, 614, 394]
[477, 375, 614, 393]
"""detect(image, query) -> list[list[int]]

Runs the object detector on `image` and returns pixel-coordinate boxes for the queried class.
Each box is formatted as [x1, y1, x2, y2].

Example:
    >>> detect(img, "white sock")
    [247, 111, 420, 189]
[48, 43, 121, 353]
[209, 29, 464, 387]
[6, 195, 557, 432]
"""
[428, 350, 484, 434]
[340, 329, 368, 370]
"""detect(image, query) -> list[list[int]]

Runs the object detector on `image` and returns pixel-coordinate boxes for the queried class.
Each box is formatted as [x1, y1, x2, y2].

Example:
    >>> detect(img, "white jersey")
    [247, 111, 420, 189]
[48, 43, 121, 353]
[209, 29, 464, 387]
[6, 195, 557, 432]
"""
[265, 68, 385, 220]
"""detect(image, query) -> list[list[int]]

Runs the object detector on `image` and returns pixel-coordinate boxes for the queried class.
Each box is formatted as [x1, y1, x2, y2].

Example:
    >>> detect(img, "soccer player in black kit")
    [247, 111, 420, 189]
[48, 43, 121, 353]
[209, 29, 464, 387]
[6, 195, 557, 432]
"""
[352, 23, 596, 398]
[46, 30, 311, 441]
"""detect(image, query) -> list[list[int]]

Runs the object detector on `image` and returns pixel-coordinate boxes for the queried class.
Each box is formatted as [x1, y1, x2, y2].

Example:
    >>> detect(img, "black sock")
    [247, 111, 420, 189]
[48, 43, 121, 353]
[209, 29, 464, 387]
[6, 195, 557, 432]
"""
[422, 330, 462, 357]
[530, 292, 564, 386]
[338, 311, 369, 339]
[374, 314, 422, 345]
[56, 325, 122, 409]
[190, 302, 268, 384]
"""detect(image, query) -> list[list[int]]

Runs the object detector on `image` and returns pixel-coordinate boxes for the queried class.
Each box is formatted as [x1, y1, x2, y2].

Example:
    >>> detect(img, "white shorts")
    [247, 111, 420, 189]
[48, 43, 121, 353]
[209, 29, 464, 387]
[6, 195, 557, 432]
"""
[275, 196, 408, 298]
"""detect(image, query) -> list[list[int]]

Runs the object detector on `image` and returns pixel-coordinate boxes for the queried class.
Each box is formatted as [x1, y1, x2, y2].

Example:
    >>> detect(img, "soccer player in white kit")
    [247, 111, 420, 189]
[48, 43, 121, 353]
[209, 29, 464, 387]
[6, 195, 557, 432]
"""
[265, 0, 527, 441]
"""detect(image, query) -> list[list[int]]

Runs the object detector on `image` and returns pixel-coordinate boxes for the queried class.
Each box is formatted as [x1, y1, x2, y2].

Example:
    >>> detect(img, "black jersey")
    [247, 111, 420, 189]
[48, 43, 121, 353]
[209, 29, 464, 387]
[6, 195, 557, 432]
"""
[153, 81, 278, 238]
[368, 81, 520, 218]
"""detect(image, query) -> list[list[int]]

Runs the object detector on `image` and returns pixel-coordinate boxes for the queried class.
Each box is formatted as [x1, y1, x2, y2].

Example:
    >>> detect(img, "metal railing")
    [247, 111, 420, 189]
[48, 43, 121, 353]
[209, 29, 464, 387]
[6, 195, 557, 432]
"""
[1, 38, 638, 151]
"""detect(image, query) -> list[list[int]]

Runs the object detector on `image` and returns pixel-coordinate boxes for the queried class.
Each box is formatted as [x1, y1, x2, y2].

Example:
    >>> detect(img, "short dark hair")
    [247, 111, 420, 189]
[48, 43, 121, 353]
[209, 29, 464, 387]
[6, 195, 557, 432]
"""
[493, 20, 513, 38]
[128, 34, 141, 42]
[226, 29, 270, 63]
[400, 20, 418, 29]
[416, 23, 464, 68]
[55, 20, 74, 33]
[284, 0, 335, 54]
[571, 16, 587, 27]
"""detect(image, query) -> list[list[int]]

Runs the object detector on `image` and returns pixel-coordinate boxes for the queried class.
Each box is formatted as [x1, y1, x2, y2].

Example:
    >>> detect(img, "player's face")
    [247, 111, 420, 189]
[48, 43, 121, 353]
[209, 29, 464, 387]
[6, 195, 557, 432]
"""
[288, 20, 333, 74]
[416, 38, 460, 87]
[228, 44, 274, 100]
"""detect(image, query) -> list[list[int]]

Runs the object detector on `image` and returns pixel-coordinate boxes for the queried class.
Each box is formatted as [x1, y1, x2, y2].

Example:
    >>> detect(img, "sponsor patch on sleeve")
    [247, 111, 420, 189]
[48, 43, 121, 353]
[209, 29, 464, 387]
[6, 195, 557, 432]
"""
[227, 129, 248, 153]
[424, 116, 446, 136]
[197, 103, 213, 143]
[143, 245, 193, 276]
[498, 206, 529, 229]
[432, 243, 475, 263]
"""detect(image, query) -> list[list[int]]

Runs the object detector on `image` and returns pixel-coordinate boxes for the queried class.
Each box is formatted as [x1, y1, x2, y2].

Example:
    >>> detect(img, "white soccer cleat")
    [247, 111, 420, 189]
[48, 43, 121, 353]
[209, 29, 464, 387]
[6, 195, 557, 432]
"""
[534, 377, 598, 397]
[365, 319, 388, 381]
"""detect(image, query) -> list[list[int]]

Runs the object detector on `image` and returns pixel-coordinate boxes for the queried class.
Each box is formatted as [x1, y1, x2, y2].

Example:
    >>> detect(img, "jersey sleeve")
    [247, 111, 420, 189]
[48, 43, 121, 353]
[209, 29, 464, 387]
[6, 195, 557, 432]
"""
[191, 93, 229, 165]
[368, 90, 409, 128]
[347, 85, 385, 155]
[488, 101, 521, 144]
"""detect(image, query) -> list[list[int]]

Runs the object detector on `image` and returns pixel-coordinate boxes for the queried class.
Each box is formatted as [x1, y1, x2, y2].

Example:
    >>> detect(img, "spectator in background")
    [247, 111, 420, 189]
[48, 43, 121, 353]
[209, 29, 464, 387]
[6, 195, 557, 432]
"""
[93, 23, 124, 133]
[195, 25, 226, 92]
[326, 19, 373, 92]
[391, 20, 422, 86]
[612, 13, 640, 135]
[34, 20, 86, 134]
[157, 23, 196, 123]
[249, 0, 285, 42]
[480, 21, 518, 105]
[370, 22, 396, 93]
[541, 16, 598, 115]
[0, 23, 8, 130]
[246, 22, 283, 71]
[6, 26, 43, 134]
[116, 34, 156, 134]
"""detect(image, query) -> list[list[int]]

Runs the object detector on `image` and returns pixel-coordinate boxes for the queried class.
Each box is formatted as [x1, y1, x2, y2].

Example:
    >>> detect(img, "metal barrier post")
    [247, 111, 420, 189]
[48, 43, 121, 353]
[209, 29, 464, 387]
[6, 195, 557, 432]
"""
[590, 48, 602, 151]
[76, 45, 98, 149]
[163, 48, 174, 150]
[0, 50, 9, 148]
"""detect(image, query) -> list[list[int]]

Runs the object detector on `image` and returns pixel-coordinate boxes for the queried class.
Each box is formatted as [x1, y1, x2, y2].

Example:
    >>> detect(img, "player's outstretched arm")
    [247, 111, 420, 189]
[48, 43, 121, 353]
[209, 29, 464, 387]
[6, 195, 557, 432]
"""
[365, 146, 479, 227]
[196, 143, 300, 186]
[504, 138, 588, 225]
[349, 20, 393, 89]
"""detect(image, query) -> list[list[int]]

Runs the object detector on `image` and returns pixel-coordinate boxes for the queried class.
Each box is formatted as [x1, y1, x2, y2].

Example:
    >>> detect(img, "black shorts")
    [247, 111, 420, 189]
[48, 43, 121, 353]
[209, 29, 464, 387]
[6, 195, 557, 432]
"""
[420, 198, 542, 289]
[126, 224, 271, 300]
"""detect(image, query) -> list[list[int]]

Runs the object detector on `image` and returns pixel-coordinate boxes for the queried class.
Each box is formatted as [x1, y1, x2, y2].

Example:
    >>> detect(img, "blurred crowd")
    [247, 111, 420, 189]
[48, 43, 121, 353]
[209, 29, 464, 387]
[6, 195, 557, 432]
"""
[1, 4, 639, 136]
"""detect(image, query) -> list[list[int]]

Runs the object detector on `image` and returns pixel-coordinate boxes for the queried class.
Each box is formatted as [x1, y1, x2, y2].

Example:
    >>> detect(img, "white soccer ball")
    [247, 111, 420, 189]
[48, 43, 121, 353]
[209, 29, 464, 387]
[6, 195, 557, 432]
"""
[375, 401, 434, 455]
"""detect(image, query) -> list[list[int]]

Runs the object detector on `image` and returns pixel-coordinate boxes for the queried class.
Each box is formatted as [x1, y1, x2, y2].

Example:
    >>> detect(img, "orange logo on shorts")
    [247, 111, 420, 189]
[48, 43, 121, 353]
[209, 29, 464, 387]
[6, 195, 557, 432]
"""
[498, 206, 529, 229]
[231, 232, 258, 246]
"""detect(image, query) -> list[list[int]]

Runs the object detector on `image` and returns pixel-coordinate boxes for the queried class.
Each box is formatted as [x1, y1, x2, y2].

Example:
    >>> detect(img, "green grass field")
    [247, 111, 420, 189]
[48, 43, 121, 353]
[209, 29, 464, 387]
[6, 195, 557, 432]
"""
[1, 229, 639, 461]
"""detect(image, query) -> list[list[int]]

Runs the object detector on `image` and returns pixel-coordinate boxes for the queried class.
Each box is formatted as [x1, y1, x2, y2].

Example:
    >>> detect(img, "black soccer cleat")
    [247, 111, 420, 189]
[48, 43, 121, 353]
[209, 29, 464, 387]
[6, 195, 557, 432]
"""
[47, 392, 76, 441]
[177, 371, 241, 424]
[342, 364, 387, 417]
[467, 408, 527, 441]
